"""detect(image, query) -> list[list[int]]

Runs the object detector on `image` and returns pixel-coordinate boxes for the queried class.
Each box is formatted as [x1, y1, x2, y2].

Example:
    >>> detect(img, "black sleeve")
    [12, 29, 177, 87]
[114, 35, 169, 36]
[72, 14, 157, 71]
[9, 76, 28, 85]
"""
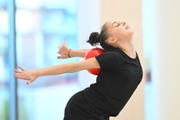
[95, 51, 122, 68]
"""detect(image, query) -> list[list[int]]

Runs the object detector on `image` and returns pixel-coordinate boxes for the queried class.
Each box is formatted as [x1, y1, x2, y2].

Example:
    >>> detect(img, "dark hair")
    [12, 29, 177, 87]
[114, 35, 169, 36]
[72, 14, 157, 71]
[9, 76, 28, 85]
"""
[87, 23, 115, 51]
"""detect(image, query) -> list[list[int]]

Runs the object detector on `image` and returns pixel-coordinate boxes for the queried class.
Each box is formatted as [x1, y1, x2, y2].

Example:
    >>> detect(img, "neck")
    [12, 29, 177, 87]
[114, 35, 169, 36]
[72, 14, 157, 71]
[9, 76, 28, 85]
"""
[118, 41, 136, 58]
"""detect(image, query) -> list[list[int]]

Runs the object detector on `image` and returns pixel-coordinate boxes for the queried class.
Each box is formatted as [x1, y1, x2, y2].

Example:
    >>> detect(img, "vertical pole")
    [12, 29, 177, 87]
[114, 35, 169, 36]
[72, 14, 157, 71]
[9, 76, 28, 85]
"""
[8, 0, 17, 120]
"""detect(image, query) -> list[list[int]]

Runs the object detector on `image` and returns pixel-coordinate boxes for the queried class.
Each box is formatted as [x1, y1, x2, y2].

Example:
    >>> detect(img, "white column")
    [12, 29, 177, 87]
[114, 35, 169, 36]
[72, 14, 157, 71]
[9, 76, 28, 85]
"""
[152, 0, 180, 120]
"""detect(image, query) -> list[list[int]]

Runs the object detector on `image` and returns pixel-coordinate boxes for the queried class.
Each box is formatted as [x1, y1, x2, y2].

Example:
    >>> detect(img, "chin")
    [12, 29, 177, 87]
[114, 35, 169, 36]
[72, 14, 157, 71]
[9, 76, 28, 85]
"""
[126, 27, 133, 32]
[128, 30, 134, 35]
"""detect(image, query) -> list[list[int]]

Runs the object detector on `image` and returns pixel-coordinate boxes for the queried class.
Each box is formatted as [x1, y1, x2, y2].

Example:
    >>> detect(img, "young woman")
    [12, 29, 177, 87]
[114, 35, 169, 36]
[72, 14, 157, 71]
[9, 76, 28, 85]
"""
[14, 20, 143, 120]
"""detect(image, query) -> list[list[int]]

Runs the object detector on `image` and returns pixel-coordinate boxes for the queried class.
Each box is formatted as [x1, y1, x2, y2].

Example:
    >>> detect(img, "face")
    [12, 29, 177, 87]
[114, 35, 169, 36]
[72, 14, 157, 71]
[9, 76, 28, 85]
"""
[106, 20, 134, 41]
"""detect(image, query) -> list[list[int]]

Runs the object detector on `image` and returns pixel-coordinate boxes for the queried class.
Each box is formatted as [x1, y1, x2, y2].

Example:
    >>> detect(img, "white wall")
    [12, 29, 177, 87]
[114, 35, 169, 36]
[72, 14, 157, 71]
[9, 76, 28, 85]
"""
[100, 1, 145, 120]
[152, 0, 180, 119]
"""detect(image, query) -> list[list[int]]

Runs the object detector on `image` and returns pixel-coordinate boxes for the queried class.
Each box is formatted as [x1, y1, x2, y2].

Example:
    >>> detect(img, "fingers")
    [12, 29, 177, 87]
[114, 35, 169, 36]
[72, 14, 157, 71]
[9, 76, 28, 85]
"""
[57, 56, 62, 59]
[17, 65, 25, 71]
[14, 65, 26, 75]
[57, 39, 69, 59]
[63, 39, 66, 44]
[14, 69, 22, 73]
[14, 72, 26, 79]
[58, 39, 66, 53]
[26, 80, 31, 85]
[14, 72, 33, 85]
[60, 39, 66, 47]
[57, 55, 68, 59]
[13, 66, 35, 85]
[14, 69, 25, 77]
[26, 81, 29, 85]
[14, 72, 20, 78]
[14, 67, 27, 79]
[26, 79, 34, 85]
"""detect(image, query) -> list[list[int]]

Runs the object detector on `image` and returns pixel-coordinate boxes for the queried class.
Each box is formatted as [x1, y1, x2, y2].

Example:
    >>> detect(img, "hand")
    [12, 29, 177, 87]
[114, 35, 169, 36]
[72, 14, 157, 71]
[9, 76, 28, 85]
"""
[14, 66, 38, 85]
[57, 39, 70, 59]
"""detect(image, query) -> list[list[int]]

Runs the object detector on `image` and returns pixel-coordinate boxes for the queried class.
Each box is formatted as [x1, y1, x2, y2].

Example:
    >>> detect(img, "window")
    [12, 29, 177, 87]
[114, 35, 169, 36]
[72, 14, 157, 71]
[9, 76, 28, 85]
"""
[0, 0, 9, 119]
[0, 0, 79, 120]
[16, 0, 79, 119]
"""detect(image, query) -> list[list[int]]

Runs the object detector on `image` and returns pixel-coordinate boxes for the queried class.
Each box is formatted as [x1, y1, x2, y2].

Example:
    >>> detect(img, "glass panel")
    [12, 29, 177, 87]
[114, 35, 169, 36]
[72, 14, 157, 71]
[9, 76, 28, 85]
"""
[0, 8, 9, 120]
[16, 0, 79, 120]
[0, 0, 7, 9]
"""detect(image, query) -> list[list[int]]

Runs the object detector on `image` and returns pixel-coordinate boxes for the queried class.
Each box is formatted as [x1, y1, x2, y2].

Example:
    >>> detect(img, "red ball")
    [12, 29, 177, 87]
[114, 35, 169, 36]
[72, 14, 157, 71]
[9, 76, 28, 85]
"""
[84, 48, 105, 75]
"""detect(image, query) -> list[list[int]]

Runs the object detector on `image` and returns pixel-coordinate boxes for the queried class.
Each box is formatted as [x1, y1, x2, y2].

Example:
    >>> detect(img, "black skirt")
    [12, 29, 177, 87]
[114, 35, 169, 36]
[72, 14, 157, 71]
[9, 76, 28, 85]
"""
[63, 91, 109, 120]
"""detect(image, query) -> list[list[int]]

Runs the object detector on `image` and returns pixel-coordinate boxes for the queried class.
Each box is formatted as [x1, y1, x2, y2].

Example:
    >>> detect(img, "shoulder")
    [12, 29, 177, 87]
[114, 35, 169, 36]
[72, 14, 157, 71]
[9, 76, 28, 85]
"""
[95, 49, 125, 68]
[99, 49, 125, 60]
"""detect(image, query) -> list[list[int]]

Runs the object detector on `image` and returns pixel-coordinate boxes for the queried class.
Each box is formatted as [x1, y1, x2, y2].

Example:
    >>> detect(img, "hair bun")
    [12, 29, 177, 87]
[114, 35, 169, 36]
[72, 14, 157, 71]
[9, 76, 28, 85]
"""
[87, 32, 100, 46]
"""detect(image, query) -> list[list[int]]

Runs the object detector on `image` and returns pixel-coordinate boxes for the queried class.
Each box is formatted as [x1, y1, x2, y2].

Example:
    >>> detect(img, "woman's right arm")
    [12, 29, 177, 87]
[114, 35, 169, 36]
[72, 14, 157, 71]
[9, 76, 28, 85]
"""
[57, 39, 90, 59]
[14, 57, 100, 85]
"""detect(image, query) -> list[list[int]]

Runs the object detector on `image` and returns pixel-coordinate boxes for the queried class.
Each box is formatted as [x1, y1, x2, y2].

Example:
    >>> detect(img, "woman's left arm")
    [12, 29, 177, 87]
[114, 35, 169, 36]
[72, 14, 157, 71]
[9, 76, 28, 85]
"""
[14, 57, 100, 85]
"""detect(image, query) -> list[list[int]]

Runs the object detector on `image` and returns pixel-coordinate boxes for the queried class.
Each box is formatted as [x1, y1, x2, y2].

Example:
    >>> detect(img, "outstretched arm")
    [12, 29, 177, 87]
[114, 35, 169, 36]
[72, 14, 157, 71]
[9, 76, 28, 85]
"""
[14, 57, 100, 85]
[57, 39, 90, 59]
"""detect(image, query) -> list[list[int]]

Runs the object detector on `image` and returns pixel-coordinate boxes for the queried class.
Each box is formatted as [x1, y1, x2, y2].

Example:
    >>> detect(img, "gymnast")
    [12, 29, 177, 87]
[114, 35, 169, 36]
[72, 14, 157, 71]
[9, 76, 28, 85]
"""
[14, 20, 143, 120]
